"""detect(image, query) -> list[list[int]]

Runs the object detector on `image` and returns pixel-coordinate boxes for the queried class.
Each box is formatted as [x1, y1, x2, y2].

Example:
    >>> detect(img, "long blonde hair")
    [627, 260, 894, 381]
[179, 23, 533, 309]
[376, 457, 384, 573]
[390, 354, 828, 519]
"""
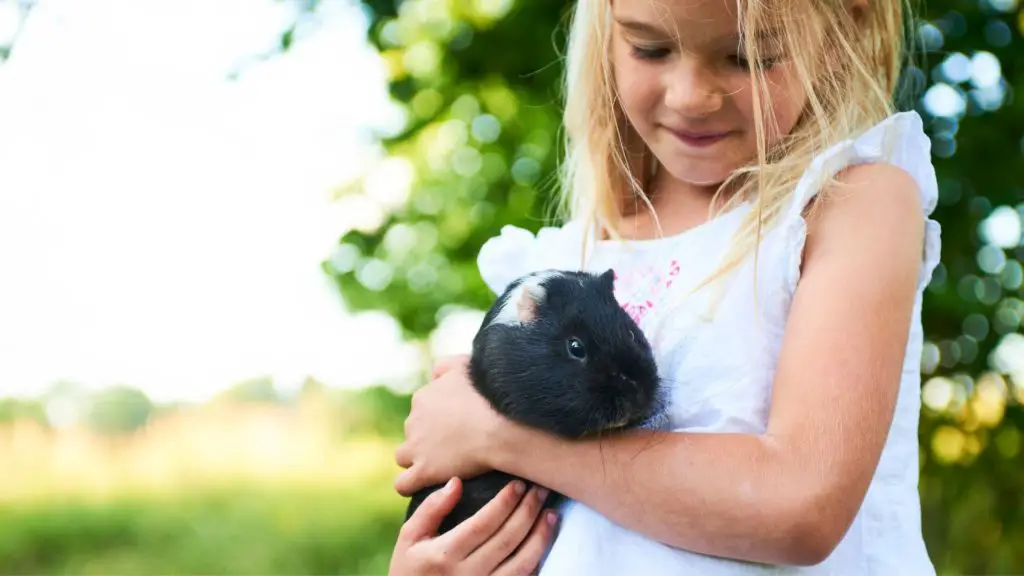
[557, 0, 916, 297]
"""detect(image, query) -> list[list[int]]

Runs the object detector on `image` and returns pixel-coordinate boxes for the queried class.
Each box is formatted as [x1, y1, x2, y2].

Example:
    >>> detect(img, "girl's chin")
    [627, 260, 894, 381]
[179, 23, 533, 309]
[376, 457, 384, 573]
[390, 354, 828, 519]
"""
[655, 159, 734, 189]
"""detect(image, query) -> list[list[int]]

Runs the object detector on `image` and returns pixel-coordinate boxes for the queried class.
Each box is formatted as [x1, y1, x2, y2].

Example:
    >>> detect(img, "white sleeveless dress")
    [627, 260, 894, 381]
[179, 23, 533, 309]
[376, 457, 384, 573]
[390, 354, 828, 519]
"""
[476, 111, 941, 575]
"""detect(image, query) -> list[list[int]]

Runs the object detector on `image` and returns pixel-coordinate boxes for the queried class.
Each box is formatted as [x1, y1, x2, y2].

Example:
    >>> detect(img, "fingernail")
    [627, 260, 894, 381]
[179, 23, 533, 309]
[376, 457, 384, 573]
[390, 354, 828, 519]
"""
[513, 481, 525, 495]
[443, 478, 456, 493]
[546, 511, 558, 526]
[537, 487, 549, 501]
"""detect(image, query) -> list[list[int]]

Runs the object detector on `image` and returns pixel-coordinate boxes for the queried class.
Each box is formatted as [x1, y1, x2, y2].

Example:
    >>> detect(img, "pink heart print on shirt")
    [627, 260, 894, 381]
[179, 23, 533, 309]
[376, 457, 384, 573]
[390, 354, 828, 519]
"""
[611, 259, 681, 326]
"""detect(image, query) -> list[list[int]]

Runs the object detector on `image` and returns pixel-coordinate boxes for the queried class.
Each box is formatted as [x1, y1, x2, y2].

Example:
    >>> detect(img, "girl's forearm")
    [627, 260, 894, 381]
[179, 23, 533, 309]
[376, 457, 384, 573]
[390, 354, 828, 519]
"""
[489, 424, 833, 566]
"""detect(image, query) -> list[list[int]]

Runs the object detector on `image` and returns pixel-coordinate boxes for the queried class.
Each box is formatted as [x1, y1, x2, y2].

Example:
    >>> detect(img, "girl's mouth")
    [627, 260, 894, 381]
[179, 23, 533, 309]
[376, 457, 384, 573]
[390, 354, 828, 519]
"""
[666, 127, 732, 148]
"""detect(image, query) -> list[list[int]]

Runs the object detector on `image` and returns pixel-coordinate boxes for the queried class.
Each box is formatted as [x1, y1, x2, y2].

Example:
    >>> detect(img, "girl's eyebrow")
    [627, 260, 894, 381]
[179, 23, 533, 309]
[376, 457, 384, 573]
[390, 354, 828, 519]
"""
[613, 18, 676, 38]
[613, 17, 780, 46]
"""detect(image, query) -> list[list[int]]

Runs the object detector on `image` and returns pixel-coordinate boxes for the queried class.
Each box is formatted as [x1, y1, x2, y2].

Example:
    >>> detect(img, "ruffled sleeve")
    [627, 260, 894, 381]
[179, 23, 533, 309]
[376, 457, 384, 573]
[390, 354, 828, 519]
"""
[477, 220, 588, 295]
[784, 111, 942, 292]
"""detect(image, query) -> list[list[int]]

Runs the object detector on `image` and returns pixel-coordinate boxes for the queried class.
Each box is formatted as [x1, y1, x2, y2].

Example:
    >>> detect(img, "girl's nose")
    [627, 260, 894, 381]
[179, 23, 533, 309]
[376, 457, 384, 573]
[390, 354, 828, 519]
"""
[663, 58, 724, 118]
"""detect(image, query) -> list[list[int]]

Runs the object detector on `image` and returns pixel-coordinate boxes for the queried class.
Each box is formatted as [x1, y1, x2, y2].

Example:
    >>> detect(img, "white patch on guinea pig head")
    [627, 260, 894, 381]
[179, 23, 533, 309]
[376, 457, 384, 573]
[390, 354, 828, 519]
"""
[492, 270, 560, 326]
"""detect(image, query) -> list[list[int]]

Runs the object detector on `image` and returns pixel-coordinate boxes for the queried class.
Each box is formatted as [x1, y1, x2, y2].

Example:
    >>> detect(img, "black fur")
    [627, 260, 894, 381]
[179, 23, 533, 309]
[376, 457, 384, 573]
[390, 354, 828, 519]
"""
[403, 269, 665, 535]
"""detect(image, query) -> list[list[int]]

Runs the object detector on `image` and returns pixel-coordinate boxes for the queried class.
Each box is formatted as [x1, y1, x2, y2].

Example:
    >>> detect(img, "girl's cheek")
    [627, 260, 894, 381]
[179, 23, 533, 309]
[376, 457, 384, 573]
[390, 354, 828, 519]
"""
[764, 66, 807, 118]
[614, 69, 649, 118]
[767, 87, 806, 139]
[724, 80, 757, 128]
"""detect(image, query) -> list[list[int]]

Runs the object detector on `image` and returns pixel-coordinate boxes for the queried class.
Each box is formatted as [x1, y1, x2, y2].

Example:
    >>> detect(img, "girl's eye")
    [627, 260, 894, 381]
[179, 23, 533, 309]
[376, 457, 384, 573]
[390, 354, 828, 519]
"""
[630, 45, 670, 61]
[729, 55, 780, 71]
[566, 338, 587, 360]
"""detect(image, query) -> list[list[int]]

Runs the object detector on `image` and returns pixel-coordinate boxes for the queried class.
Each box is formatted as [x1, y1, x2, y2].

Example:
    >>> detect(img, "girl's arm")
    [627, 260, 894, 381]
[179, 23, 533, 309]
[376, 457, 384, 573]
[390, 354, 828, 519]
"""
[395, 162, 927, 567]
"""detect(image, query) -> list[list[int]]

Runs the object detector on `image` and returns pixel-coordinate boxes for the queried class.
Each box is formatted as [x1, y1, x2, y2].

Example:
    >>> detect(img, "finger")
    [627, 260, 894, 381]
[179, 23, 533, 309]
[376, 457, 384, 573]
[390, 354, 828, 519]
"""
[430, 359, 449, 380]
[397, 477, 462, 544]
[431, 354, 469, 380]
[436, 479, 527, 557]
[395, 465, 427, 497]
[469, 485, 548, 566]
[394, 442, 413, 469]
[492, 508, 559, 576]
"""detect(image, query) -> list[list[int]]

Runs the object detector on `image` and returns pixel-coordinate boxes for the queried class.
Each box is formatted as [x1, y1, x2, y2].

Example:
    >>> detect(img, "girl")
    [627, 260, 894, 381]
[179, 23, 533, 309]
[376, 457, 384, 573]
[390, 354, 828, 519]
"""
[390, 0, 939, 573]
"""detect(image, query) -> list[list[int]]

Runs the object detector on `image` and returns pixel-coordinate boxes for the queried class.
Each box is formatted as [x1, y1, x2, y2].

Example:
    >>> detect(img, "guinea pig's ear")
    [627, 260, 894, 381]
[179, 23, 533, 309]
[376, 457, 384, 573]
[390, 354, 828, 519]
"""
[515, 281, 546, 323]
[598, 268, 616, 291]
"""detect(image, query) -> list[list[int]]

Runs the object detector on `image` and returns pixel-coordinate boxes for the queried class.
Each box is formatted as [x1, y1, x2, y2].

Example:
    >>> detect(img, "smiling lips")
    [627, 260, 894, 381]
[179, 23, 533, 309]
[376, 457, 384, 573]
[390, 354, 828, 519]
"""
[665, 126, 733, 148]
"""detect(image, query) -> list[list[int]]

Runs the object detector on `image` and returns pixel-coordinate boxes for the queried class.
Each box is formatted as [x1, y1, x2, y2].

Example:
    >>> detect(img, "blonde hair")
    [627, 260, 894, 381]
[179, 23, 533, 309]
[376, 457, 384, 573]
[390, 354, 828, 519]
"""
[557, 0, 916, 302]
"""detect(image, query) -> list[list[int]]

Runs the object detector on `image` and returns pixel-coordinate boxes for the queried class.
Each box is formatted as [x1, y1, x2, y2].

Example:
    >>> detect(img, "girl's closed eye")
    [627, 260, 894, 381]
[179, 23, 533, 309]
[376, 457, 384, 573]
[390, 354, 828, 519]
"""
[630, 44, 671, 61]
[729, 54, 781, 71]
[628, 44, 782, 71]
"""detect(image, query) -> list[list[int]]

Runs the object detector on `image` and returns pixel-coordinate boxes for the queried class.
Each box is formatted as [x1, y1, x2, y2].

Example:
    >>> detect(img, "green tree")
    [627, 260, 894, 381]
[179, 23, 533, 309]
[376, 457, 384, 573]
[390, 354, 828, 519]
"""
[324, 0, 571, 337]
[85, 385, 154, 435]
[326, 1, 1024, 572]
[0, 397, 46, 425]
[216, 376, 280, 404]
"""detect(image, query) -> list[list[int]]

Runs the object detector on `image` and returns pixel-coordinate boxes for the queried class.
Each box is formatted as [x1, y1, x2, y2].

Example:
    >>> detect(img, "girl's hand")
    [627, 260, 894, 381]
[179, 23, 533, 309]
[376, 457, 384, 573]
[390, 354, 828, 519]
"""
[388, 476, 558, 576]
[394, 355, 505, 496]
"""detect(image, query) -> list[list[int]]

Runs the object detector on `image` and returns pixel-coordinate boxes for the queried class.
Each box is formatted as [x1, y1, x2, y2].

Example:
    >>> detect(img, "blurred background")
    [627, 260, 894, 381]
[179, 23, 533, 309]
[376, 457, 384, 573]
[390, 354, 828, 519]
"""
[0, 0, 1021, 574]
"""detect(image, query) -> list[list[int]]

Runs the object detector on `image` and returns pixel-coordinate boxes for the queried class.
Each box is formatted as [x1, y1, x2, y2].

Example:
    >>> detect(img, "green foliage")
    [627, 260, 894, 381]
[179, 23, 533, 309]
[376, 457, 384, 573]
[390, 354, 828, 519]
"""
[338, 385, 414, 439]
[324, 0, 573, 339]
[216, 376, 281, 404]
[325, 0, 1024, 573]
[0, 484, 404, 575]
[0, 398, 46, 425]
[85, 386, 154, 435]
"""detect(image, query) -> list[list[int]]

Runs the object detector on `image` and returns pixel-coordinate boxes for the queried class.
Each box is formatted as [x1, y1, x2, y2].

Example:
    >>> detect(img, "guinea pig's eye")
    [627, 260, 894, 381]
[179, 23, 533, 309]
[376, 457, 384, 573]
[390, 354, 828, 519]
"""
[566, 337, 587, 360]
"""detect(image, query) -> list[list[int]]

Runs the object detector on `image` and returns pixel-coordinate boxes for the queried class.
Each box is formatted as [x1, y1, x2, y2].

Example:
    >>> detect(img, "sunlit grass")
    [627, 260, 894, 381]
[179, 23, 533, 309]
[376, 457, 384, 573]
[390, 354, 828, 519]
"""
[0, 396, 409, 574]
[0, 396, 400, 503]
[0, 482, 405, 575]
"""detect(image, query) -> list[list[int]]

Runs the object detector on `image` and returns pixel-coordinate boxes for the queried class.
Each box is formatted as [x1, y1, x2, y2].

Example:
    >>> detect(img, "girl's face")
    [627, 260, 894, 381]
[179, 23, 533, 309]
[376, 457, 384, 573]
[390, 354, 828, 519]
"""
[611, 0, 808, 188]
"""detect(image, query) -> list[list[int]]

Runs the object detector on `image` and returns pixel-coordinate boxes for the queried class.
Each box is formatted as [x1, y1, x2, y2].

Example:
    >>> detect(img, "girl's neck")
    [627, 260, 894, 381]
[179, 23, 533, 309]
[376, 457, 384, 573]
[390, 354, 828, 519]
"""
[614, 167, 737, 242]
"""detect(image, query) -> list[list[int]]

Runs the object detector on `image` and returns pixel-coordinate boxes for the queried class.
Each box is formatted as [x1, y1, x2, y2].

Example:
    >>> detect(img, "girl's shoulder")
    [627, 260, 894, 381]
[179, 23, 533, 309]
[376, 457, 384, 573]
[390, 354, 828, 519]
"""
[787, 110, 939, 223]
[783, 110, 942, 294]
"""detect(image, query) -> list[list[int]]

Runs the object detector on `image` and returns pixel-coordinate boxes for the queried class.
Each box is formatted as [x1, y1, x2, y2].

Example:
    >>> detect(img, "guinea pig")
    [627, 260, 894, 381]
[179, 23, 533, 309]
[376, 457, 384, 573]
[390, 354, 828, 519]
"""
[404, 268, 666, 535]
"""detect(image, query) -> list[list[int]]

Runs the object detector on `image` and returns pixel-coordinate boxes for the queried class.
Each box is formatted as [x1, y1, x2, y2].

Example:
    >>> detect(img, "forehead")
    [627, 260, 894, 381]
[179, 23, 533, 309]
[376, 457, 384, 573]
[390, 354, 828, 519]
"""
[611, 0, 778, 47]
[612, 0, 738, 31]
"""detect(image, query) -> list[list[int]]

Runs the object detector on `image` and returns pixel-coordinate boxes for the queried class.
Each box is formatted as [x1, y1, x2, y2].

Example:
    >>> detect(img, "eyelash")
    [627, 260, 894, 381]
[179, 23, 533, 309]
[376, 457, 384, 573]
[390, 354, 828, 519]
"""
[730, 55, 780, 70]
[629, 45, 779, 71]
[630, 45, 670, 60]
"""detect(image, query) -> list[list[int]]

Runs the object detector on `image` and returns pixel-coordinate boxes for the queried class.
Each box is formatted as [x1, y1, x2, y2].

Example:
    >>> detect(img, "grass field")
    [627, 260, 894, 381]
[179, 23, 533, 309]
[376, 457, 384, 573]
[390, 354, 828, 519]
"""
[0, 393, 408, 575]
[0, 483, 404, 575]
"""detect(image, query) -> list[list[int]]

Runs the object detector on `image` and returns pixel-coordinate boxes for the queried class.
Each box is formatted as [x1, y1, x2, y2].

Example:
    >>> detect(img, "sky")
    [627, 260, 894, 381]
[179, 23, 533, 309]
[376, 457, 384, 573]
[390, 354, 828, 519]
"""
[0, 0, 438, 403]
